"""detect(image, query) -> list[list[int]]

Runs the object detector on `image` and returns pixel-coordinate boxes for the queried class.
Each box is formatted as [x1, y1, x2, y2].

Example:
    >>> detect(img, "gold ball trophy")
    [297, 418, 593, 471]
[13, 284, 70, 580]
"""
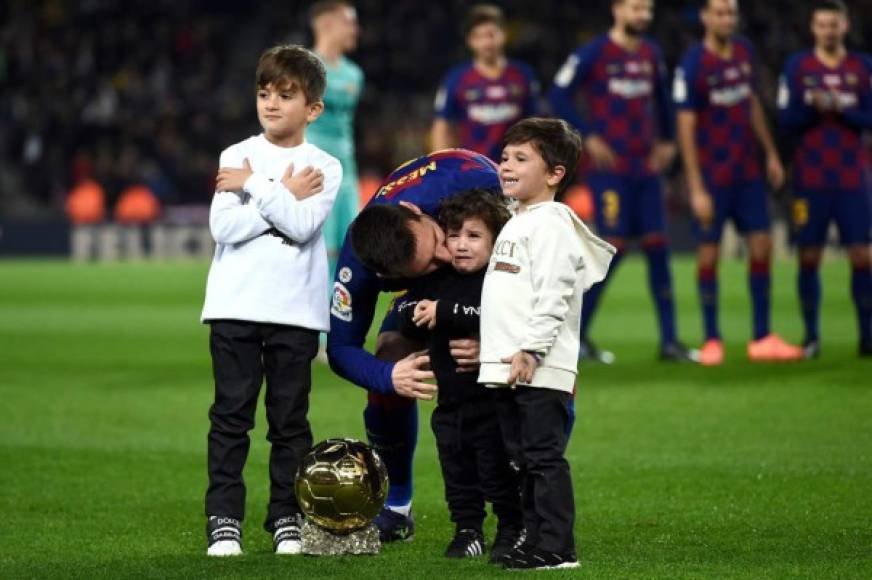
[295, 438, 389, 555]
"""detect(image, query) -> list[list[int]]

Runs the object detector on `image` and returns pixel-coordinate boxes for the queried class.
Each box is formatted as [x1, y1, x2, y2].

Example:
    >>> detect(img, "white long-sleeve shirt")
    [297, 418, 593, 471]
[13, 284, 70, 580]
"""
[478, 202, 615, 392]
[201, 134, 341, 331]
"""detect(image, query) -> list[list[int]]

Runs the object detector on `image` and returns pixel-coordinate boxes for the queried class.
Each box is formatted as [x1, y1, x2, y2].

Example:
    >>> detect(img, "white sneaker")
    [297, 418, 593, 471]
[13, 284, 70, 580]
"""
[206, 516, 243, 557]
[273, 514, 303, 555]
[207, 539, 242, 557]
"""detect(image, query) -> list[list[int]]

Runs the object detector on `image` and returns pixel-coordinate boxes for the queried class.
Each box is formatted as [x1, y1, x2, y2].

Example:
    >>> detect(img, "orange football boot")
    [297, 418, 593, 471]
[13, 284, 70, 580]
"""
[747, 333, 804, 362]
[699, 338, 724, 366]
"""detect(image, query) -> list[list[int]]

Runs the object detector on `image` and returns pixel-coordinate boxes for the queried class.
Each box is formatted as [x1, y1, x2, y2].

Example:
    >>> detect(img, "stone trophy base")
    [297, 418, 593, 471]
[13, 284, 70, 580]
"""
[300, 520, 381, 555]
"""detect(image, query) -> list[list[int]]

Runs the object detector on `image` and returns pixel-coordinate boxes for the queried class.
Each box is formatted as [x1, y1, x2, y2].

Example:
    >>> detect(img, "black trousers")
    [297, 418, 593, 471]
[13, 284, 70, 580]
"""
[431, 396, 522, 533]
[205, 320, 317, 530]
[495, 386, 575, 556]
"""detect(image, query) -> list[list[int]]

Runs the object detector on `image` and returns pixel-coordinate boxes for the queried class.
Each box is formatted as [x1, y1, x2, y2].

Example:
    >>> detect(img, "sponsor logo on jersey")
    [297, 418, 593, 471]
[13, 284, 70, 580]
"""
[331, 282, 352, 322]
[802, 89, 857, 109]
[468, 102, 521, 124]
[608, 77, 652, 98]
[339, 267, 352, 283]
[710, 83, 751, 106]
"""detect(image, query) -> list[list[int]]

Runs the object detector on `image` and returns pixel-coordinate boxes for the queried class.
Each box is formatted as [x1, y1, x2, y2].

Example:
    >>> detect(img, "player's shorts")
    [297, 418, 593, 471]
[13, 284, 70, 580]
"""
[791, 188, 872, 247]
[587, 172, 667, 239]
[694, 179, 771, 244]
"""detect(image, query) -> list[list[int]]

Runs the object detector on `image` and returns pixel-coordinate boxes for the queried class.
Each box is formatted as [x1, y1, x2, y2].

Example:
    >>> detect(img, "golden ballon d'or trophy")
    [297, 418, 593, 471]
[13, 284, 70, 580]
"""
[295, 438, 389, 555]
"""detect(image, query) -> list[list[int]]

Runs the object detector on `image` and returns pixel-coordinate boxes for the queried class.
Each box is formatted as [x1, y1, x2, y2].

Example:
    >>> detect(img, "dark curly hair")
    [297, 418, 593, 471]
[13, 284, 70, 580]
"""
[438, 189, 511, 240]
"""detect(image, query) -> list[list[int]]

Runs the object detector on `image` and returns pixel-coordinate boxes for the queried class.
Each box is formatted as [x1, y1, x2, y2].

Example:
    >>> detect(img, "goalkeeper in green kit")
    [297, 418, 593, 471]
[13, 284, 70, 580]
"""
[309, 1, 364, 279]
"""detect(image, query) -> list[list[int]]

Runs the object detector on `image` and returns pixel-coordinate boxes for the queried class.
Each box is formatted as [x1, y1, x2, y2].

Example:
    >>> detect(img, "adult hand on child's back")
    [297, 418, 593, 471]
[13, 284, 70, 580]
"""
[282, 163, 324, 200]
[450, 338, 480, 373]
[391, 350, 437, 400]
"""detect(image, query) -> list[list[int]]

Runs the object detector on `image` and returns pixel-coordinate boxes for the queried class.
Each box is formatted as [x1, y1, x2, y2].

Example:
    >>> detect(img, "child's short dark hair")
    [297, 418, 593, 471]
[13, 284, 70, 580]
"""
[503, 117, 583, 195]
[255, 45, 326, 104]
[463, 4, 505, 37]
[438, 190, 511, 240]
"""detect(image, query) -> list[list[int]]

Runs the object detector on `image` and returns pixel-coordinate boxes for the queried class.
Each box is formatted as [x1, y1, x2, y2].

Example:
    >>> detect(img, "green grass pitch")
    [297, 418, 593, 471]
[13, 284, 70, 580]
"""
[0, 257, 869, 579]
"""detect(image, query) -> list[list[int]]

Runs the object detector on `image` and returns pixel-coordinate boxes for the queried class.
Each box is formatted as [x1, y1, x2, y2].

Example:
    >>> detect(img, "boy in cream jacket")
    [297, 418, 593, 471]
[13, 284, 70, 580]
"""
[478, 117, 615, 570]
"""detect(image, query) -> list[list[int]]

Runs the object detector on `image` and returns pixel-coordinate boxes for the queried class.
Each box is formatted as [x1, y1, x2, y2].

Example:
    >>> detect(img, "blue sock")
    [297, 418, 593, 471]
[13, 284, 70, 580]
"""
[852, 266, 872, 344]
[643, 238, 677, 345]
[798, 263, 821, 344]
[749, 259, 771, 340]
[581, 250, 624, 339]
[698, 265, 720, 340]
[364, 393, 418, 508]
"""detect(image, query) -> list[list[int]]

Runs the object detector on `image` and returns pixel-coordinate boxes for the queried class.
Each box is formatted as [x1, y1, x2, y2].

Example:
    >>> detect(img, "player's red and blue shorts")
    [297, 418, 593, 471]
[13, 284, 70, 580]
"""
[791, 188, 872, 247]
[694, 178, 771, 243]
[587, 172, 667, 239]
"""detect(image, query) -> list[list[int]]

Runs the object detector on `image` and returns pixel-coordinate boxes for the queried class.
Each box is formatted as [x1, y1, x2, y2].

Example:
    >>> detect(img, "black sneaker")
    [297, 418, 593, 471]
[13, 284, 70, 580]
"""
[659, 341, 700, 363]
[272, 514, 302, 555]
[578, 339, 616, 364]
[206, 515, 242, 557]
[489, 527, 525, 564]
[373, 507, 414, 542]
[503, 546, 580, 570]
[860, 342, 872, 357]
[804, 340, 821, 359]
[444, 528, 485, 558]
[498, 539, 536, 565]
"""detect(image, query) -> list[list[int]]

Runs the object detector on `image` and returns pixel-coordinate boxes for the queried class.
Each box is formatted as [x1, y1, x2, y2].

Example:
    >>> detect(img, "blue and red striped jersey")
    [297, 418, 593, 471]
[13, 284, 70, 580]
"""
[434, 60, 539, 162]
[778, 49, 872, 191]
[674, 37, 761, 187]
[549, 34, 674, 177]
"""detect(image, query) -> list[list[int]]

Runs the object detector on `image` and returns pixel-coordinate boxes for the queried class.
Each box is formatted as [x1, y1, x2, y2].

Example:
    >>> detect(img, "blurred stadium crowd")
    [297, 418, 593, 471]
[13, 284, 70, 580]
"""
[1, 0, 870, 219]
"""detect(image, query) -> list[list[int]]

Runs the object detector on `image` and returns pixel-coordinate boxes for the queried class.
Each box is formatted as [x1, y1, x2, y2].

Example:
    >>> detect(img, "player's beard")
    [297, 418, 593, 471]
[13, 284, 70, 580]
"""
[623, 23, 647, 38]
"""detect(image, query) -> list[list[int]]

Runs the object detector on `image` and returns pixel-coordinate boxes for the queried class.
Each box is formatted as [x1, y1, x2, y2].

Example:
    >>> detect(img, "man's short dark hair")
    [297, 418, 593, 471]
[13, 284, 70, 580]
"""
[812, 0, 848, 17]
[310, 0, 352, 23]
[503, 117, 583, 195]
[438, 189, 510, 241]
[350, 204, 420, 276]
[255, 44, 326, 104]
[463, 4, 505, 37]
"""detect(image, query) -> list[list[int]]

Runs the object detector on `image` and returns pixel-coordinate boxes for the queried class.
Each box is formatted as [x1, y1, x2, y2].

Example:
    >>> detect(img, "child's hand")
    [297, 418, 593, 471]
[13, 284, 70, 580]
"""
[412, 299, 438, 329]
[501, 351, 539, 387]
[216, 158, 254, 193]
[282, 163, 324, 200]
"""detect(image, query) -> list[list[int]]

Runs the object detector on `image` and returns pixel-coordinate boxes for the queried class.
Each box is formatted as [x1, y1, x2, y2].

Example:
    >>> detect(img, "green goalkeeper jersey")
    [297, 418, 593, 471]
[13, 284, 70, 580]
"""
[307, 55, 363, 165]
